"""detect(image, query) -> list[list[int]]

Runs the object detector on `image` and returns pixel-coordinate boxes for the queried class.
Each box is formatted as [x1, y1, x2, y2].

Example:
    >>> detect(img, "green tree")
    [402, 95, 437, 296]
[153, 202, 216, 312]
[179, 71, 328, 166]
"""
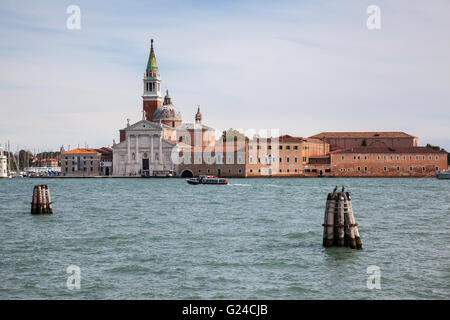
[221, 128, 248, 142]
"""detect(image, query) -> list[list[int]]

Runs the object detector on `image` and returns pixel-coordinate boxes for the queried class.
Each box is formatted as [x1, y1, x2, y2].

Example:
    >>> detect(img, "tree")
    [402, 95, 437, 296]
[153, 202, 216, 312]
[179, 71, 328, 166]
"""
[221, 128, 248, 142]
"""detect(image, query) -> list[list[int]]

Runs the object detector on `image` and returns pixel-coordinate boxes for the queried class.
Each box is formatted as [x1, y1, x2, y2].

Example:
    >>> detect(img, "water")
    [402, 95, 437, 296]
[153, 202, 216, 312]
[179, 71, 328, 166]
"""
[0, 178, 449, 299]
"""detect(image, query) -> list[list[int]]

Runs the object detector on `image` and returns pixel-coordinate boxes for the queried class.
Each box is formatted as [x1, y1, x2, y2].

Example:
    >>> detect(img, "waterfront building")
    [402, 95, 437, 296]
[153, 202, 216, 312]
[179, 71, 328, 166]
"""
[0, 146, 7, 178]
[61, 148, 113, 177]
[246, 135, 330, 177]
[309, 132, 418, 150]
[112, 116, 178, 176]
[40, 158, 59, 167]
[328, 147, 447, 177]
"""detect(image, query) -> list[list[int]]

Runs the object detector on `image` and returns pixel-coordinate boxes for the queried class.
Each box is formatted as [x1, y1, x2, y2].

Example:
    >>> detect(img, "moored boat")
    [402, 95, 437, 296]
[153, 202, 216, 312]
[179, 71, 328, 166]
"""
[186, 176, 228, 185]
[436, 170, 450, 179]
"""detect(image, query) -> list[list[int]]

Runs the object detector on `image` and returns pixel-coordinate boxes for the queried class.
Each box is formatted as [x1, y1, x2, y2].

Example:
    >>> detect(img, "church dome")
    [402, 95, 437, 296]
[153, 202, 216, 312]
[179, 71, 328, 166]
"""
[152, 90, 182, 122]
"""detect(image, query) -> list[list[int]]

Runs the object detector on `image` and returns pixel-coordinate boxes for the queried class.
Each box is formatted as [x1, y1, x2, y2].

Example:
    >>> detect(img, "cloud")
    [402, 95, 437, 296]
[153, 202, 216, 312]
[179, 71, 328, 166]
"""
[0, 0, 449, 151]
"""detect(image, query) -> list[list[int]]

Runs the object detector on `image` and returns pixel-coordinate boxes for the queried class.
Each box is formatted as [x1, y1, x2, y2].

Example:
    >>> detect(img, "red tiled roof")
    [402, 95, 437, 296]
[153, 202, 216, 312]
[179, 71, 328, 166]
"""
[251, 135, 326, 144]
[309, 132, 417, 139]
[331, 147, 446, 154]
[62, 148, 101, 155]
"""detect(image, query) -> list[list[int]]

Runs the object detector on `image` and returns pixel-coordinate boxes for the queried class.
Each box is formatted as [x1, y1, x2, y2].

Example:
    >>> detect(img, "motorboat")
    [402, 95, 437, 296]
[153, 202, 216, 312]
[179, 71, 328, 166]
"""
[437, 170, 450, 179]
[186, 176, 228, 185]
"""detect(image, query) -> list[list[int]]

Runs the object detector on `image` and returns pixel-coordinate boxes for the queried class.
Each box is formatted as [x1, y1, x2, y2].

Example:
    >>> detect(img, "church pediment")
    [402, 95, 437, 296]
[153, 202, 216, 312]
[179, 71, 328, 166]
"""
[126, 119, 163, 132]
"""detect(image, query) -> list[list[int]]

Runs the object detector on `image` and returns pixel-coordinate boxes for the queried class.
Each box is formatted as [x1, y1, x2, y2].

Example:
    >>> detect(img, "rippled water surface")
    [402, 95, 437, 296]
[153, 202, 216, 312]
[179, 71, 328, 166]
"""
[0, 178, 449, 299]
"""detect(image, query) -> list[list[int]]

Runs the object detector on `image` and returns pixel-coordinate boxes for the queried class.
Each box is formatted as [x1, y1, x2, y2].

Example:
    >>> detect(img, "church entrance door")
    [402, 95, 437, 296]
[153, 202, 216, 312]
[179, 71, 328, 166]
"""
[142, 159, 149, 176]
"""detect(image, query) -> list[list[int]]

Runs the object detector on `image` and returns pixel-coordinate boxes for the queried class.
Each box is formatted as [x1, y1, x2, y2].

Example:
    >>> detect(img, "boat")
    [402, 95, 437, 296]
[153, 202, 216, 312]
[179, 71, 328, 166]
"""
[186, 176, 228, 185]
[437, 170, 450, 179]
[141, 169, 173, 178]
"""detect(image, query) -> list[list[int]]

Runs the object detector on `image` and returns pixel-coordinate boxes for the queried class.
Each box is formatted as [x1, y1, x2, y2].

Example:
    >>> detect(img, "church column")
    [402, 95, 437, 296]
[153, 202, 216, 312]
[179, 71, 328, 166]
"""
[135, 135, 139, 163]
[159, 135, 163, 164]
[151, 134, 154, 163]
[127, 135, 131, 163]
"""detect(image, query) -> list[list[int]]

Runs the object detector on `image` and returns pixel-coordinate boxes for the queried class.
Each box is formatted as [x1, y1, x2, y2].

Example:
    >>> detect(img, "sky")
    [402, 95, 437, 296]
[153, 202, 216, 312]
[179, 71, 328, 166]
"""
[0, 0, 449, 152]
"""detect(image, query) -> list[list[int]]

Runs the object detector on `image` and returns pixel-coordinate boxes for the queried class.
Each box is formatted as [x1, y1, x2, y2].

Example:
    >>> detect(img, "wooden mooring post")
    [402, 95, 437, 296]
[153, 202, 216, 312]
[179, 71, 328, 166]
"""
[322, 186, 362, 249]
[31, 185, 53, 214]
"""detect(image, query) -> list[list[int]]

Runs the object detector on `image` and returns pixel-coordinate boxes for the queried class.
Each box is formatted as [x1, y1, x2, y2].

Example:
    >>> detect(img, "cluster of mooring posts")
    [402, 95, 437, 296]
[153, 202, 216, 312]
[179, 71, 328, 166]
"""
[323, 186, 362, 249]
[31, 185, 53, 214]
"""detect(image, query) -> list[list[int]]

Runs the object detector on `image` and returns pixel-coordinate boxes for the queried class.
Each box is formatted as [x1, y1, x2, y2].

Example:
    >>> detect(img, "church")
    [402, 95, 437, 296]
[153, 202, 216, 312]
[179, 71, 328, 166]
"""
[112, 40, 210, 176]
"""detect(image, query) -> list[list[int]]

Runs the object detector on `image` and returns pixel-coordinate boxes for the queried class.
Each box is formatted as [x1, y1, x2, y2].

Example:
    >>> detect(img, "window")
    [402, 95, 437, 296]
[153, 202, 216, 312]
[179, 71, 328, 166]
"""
[409, 167, 413, 171]
[249, 146, 253, 150]
[364, 156, 367, 160]
[397, 166, 400, 171]
[90, 167, 93, 172]
[279, 157, 282, 163]
[249, 156, 253, 164]
[342, 156, 345, 160]
[295, 169, 298, 172]
[258, 169, 261, 173]
[257, 145, 261, 150]
[353, 156, 356, 160]
[377, 156, 381, 160]
[396, 156, 400, 160]
[436, 156, 439, 160]
[294, 146, 298, 150]
[286, 157, 290, 163]
[238, 169, 242, 173]
[294, 157, 298, 163]
[268, 145, 272, 150]
[384, 167, 387, 171]
[279, 169, 282, 173]
[422, 167, 425, 171]
[287, 169, 290, 173]
[250, 169, 253, 173]
[390, 156, 393, 160]
[403, 156, 406, 160]
[422, 156, 425, 160]
[364, 167, 368, 171]
[286, 146, 290, 150]
[279, 146, 283, 150]
[207, 169, 211, 173]
[198, 169, 201, 173]
[357, 167, 361, 171]
[228, 169, 231, 173]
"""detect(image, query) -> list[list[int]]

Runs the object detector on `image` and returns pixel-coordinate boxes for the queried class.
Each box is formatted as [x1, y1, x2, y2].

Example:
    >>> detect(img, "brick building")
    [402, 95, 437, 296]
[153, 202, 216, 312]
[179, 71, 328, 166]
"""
[246, 135, 329, 177]
[309, 132, 418, 150]
[328, 147, 447, 177]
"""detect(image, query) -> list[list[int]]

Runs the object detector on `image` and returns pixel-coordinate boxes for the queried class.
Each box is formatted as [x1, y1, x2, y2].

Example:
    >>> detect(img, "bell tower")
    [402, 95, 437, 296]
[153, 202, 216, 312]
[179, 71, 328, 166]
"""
[142, 39, 162, 122]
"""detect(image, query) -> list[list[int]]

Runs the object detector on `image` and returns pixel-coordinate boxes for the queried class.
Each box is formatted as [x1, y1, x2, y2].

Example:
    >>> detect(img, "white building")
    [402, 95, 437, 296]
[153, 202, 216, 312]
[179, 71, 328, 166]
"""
[0, 146, 8, 178]
[112, 118, 179, 176]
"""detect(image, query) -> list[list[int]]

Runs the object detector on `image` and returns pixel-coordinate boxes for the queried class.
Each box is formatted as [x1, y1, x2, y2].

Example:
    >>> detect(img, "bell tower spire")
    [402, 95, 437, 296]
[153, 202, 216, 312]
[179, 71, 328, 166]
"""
[142, 38, 162, 122]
